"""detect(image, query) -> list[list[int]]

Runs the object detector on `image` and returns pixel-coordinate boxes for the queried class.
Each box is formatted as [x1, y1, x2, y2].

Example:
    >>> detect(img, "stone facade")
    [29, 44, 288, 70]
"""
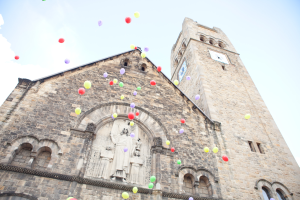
[0, 18, 298, 200]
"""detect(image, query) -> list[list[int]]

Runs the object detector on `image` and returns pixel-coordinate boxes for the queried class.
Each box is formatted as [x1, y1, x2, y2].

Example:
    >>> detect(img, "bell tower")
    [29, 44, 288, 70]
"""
[171, 17, 300, 199]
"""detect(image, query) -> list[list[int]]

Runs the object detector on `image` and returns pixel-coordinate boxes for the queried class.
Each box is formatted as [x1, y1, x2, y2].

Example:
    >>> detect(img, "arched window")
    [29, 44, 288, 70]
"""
[123, 59, 129, 67]
[209, 38, 215, 45]
[218, 41, 225, 48]
[276, 189, 287, 200]
[32, 147, 51, 170]
[183, 174, 194, 194]
[200, 35, 207, 42]
[199, 176, 212, 197]
[140, 63, 147, 72]
[11, 143, 33, 167]
[262, 187, 271, 200]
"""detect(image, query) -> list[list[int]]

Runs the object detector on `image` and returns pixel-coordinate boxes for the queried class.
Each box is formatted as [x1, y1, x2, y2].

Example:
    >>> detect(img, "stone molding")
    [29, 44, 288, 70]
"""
[162, 191, 221, 200]
[0, 192, 38, 200]
[70, 128, 95, 139]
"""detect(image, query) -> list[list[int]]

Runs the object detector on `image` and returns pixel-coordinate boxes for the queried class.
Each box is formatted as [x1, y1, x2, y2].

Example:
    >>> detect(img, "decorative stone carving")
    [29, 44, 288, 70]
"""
[153, 137, 162, 146]
[86, 123, 96, 133]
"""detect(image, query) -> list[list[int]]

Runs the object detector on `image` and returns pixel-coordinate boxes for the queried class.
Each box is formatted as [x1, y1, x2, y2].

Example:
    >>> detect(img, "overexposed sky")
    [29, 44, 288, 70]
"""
[0, 0, 299, 166]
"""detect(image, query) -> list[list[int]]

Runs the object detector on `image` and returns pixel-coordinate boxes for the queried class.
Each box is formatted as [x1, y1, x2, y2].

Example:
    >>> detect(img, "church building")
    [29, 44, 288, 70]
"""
[0, 17, 299, 200]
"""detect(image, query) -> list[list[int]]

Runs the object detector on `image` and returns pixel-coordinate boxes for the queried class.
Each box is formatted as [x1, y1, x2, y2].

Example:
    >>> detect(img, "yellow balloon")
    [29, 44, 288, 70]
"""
[213, 147, 218, 153]
[245, 114, 251, 120]
[122, 192, 129, 199]
[84, 81, 91, 89]
[166, 140, 170, 145]
[132, 187, 138, 193]
[75, 108, 81, 115]
[121, 95, 124, 100]
[67, 198, 74, 200]
[130, 44, 135, 49]
[204, 147, 209, 153]
[134, 12, 140, 18]
[113, 79, 118, 84]
[174, 80, 179, 85]
[141, 52, 146, 58]
[113, 113, 118, 118]
[130, 121, 134, 126]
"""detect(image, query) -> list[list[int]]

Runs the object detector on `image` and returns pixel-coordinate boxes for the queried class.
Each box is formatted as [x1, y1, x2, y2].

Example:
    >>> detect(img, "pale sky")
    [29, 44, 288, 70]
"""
[0, 0, 299, 166]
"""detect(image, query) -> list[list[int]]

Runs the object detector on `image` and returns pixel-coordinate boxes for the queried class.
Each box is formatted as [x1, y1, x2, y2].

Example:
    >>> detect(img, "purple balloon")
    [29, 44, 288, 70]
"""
[133, 91, 137, 96]
[120, 68, 125, 75]
[186, 76, 191, 80]
[144, 47, 149, 52]
[195, 95, 200, 100]
[124, 147, 128, 152]
[179, 129, 184, 134]
[130, 133, 135, 138]
[98, 20, 103, 26]
[65, 59, 70, 64]
[270, 199, 275, 200]
[130, 103, 135, 108]
[103, 72, 108, 78]
[111, 114, 114, 119]
[189, 197, 193, 200]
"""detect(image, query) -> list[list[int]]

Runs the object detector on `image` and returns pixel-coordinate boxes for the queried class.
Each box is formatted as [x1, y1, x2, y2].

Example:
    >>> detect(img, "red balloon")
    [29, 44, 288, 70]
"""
[134, 47, 137, 49]
[109, 81, 113, 85]
[150, 80, 156, 86]
[181, 119, 185, 124]
[157, 66, 162, 72]
[15, 56, 19, 60]
[125, 17, 131, 24]
[222, 155, 229, 162]
[58, 38, 65, 43]
[171, 147, 175, 152]
[78, 88, 85, 95]
[135, 111, 139, 116]
[128, 112, 135, 120]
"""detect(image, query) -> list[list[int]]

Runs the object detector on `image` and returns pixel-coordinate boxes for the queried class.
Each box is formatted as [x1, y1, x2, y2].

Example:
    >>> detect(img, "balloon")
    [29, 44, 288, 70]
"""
[270, 199, 275, 200]
[150, 80, 156, 86]
[113, 79, 118, 84]
[130, 121, 134, 126]
[174, 80, 179, 85]
[98, 20, 102, 26]
[75, 108, 81, 115]
[122, 192, 129, 199]
[177, 160, 181, 164]
[135, 47, 137, 49]
[65, 59, 70, 64]
[66, 197, 76, 200]
[84, 81, 91, 89]
[121, 95, 124, 100]
[141, 52, 146, 58]
[133, 91, 137, 96]
[120, 68, 125, 75]
[58, 38, 65, 43]
[171, 147, 175, 152]
[132, 187, 138, 193]
[195, 95, 200, 100]
[111, 115, 114, 119]
[186, 76, 191, 80]
[130, 133, 135, 138]
[213, 147, 219, 153]
[103, 72, 108, 78]
[189, 197, 194, 200]
[130, 44, 135, 49]
[204, 147, 209, 153]
[135, 111, 139, 116]
[144, 47, 149, 52]
[109, 81, 113, 85]
[124, 147, 128, 152]
[166, 140, 170, 145]
[245, 114, 251, 119]
[119, 82, 124, 87]
[148, 183, 154, 189]
[125, 17, 131, 24]
[150, 176, 156, 182]
[222, 155, 229, 162]
[137, 86, 141, 90]
[181, 119, 185, 124]
[157, 66, 162, 72]
[15, 56, 19, 60]
[134, 12, 140, 18]
[130, 103, 135, 108]
[128, 112, 135, 120]
[113, 113, 118, 118]
[78, 88, 85, 95]
[179, 129, 184, 134]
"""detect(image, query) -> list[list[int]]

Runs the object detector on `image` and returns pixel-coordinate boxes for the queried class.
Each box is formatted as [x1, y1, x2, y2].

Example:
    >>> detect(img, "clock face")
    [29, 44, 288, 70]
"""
[209, 50, 229, 64]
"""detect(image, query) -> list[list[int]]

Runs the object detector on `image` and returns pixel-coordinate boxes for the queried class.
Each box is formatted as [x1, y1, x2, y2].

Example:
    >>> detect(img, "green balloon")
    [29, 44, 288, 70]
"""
[137, 86, 141, 90]
[177, 160, 181, 165]
[150, 176, 156, 182]
[148, 183, 154, 189]
[119, 82, 124, 87]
